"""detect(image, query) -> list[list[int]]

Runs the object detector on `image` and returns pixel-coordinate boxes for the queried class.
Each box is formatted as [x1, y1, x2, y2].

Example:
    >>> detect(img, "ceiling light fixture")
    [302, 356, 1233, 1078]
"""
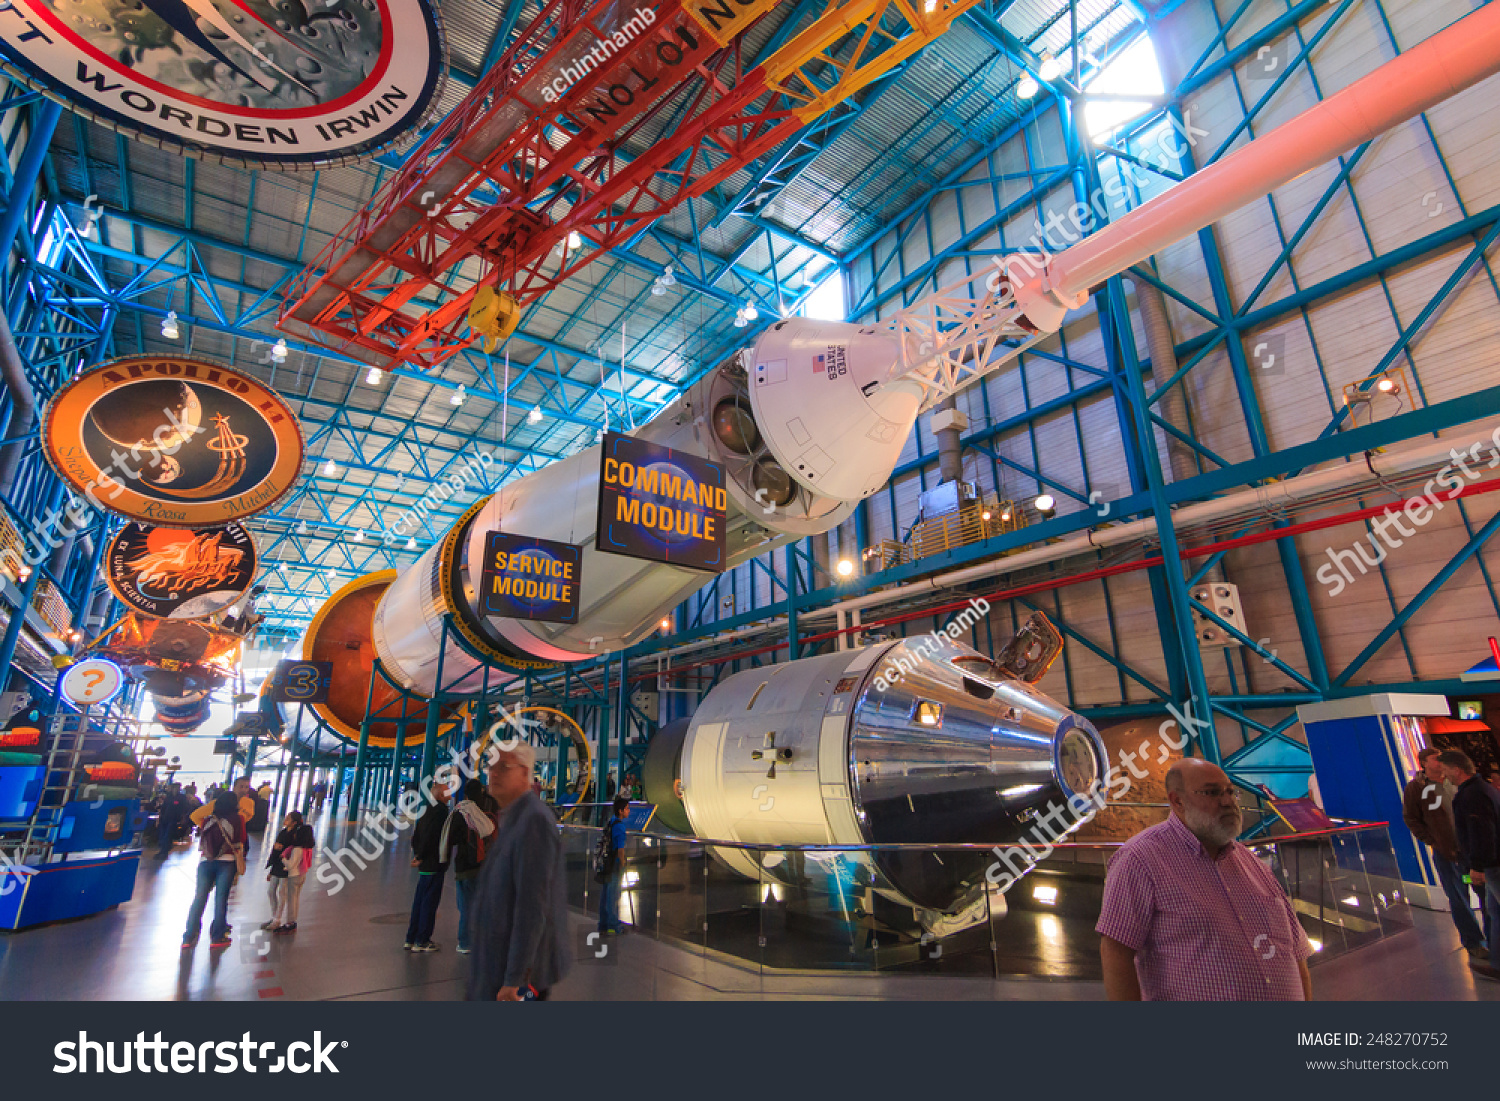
[836, 558, 855, 578]
[322, 458, 337, 477]
[567, 231, 582, 249]
[734, 309, 748, 328]
[366, 367, 383, 385]
[353, 529, 365, 543]
[528, 405, 543, 424]
[271, 338, 289, 363]
[450, 384, 466, 406]
[161, 311, 180, 340]
[1034, 493, 1056, 519]
[1017, 74, 1040, 100]
[1037, 51, 1063, 81]
[406, 537, 417, 550]
[742, 301, 759, 321]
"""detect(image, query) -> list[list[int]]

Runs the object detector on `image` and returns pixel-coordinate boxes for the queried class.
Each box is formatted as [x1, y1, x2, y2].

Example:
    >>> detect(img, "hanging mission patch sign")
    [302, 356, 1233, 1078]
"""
[42, 356, 305, 528]
[0, 0, 447, 168]
[106, 521, 257, 619]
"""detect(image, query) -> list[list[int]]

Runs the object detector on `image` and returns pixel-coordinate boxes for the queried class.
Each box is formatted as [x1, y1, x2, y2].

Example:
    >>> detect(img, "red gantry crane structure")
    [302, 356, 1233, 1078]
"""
[278, 0, 992, 373]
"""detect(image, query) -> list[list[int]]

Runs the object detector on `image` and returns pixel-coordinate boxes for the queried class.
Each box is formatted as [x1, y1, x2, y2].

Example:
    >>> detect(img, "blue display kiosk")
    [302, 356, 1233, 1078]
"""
[1296, 693, 1450, 909]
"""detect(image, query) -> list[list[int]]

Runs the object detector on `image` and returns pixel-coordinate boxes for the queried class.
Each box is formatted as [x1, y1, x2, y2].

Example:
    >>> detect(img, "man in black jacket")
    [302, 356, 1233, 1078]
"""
[403, 784, 450, 952]
[1441, 750, 1500, 981]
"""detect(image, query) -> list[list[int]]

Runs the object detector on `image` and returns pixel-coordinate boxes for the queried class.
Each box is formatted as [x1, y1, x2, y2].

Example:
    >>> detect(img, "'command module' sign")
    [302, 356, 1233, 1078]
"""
[479, 532, 582, 624]
[596, 432, 727, 572]
[271, 660, 333, 704]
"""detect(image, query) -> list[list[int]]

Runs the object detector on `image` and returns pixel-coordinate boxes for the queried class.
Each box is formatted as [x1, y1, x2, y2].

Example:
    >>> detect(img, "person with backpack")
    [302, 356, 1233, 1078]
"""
[441, 779, 498, 955]
[595, 795, 630, 936]
[263, 810, 316, 934]
[182, 791, 245, 950]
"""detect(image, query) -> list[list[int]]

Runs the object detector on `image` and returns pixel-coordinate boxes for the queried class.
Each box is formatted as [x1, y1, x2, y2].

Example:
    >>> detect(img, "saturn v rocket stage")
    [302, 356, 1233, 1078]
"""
[302, 2, 1500, 926]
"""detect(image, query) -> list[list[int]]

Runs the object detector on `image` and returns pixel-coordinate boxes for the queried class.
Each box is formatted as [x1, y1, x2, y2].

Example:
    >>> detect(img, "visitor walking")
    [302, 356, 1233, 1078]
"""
[182, 792, 245, 951]
[467, 744, 570, 1000]
[441, 779, 498, 955]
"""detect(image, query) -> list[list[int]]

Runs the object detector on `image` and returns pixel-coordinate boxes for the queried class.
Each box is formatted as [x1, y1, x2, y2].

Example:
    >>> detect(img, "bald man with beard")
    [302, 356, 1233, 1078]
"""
[1096, 758, 1313, 1001]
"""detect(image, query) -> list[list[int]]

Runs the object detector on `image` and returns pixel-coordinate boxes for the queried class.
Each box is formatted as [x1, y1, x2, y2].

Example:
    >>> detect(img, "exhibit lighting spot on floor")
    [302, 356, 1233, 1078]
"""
[1032, 883, 1058, 905]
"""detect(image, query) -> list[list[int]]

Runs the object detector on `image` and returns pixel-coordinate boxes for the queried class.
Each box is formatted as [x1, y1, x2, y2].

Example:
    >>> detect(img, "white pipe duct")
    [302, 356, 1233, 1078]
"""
[801, 428, 1498, 624]
[1012, 3, 1500, 329]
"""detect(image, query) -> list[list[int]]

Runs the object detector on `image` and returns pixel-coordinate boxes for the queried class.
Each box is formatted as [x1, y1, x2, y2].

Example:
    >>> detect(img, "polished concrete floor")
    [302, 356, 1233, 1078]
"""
[2, 816, 1498, 1001]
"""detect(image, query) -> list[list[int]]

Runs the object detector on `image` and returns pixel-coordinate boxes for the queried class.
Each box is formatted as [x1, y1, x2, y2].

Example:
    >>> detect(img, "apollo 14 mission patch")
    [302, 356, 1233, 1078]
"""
[0, 0, 446, 167]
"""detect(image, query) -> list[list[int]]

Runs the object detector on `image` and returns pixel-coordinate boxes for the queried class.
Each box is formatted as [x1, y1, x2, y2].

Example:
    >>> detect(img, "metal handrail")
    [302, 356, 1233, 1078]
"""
[555, 817, 1390, 852]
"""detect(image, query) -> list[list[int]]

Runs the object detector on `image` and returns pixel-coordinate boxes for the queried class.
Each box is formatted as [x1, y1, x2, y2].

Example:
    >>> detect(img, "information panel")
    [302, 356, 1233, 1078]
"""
[271, 660, 333, 704]
[596, 432, 727, 572]
[478, 532, 582, 624]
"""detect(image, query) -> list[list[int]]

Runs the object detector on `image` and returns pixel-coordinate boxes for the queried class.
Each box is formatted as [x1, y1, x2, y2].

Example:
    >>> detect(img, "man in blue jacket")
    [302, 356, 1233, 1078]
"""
[467, 743, 571, 1000]
[1441, 749, 1500, 981]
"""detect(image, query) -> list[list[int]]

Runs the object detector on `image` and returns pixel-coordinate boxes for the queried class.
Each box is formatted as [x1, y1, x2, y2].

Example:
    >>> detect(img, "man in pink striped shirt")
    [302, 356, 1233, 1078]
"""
[1097, 758, 1313, 1000]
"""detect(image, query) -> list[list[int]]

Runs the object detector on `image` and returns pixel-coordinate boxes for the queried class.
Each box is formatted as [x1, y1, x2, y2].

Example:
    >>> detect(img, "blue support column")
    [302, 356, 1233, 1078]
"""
[0, 99, 61, 264]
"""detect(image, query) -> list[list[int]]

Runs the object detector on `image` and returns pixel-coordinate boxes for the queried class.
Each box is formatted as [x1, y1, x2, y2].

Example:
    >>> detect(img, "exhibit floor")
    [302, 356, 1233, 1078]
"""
[0, 821, 1496, 1001]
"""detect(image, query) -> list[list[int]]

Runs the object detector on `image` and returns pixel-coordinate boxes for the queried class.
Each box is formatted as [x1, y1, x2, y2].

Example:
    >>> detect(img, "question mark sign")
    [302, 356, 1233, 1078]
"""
[82, 670, 105, 693]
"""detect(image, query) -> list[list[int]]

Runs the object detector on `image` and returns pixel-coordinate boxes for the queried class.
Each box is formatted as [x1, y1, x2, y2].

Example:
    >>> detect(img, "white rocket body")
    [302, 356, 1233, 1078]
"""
[370, 319, 919, 694]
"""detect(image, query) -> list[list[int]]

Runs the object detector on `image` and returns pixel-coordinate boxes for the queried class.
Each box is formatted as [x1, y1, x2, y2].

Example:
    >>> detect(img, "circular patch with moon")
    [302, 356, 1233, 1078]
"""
[43, 356, 304, 527]
[106, 521, 257, 619]
[0, 0, 446, 168]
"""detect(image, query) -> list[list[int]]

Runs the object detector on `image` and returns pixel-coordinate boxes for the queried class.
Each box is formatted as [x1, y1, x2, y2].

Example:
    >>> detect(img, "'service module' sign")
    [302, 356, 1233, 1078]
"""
[479, 532, 583, 624]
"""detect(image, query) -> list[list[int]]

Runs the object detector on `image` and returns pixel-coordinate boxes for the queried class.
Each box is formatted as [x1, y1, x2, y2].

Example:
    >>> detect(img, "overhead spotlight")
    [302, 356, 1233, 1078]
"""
[836, 558, 855, 578]
[567, 230, 582, 250]
[923, 0, 937, 11]
[981, 510, 992, 522]
[1037, 51, 1063, 81]
[659, 264, 676, 288]
[161, 310, 180, 340]
[734, 308, 748, 329]
[1034, 493, 1056, 519]
[271, 338, 289, 363]
[660, 617, 672, 631]
[322, 458, 337, 477]
[406, 537, 417, 550]
[742, 301, 759, 321]
[527, 405, 543, 424]
[277, 562, 286, 573]
[1376, 376, 1398, 394]
[366, 367, 383, 385]
[1000, 509, 1012, 522]
[353, 529, 365, 543]
[450, 384, 466, 406]
[295, 520, 307, 535]
[1017, 74, 1040, 100]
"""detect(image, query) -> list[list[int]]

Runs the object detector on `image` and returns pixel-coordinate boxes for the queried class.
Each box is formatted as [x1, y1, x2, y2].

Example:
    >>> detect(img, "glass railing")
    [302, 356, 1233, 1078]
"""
[560, 814, 1410, 983]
